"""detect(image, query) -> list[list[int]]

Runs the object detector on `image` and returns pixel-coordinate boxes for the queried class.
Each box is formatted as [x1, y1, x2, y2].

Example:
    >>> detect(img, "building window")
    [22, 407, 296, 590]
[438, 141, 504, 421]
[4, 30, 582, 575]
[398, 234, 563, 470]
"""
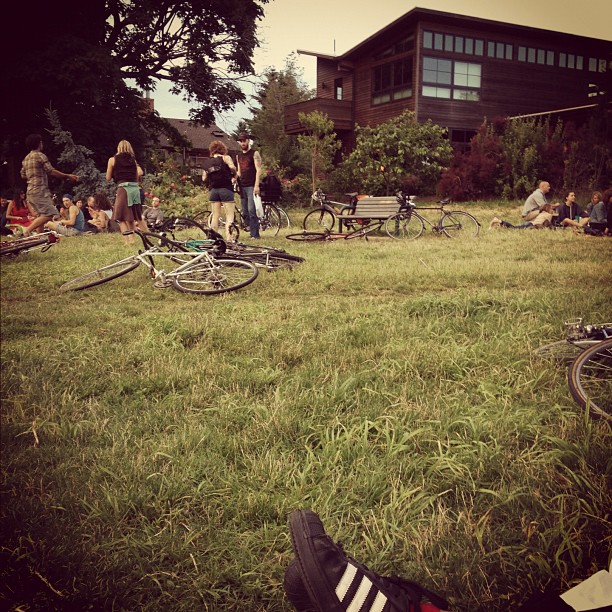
[589, 57, 608, 72]
[450, 128, 477, 152]
[372, 58, 413, 105]
[334, 78, 343, 100]
[423, 57, 480, 101]
[423, 31, 483, 56]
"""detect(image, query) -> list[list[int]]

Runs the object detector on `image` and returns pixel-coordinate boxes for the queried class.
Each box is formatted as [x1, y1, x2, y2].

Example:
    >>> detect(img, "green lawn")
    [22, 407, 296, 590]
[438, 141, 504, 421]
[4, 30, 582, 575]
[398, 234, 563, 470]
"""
[1, 202, 611, 611]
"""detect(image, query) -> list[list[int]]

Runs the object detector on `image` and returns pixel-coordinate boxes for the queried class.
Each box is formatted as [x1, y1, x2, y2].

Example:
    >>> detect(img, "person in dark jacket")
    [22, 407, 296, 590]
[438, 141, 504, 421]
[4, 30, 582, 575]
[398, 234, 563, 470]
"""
[555, 191, 589, 229]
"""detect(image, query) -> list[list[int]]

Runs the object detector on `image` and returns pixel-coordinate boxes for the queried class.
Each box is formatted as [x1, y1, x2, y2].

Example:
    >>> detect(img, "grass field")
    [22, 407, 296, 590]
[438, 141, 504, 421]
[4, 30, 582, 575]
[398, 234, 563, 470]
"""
[1, 201, 611, 611]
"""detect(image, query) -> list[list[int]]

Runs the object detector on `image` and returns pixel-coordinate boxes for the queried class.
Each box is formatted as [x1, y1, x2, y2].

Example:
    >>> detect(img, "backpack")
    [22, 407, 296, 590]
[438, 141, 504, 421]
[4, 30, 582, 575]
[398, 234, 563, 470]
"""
[204, 157, 231, 189]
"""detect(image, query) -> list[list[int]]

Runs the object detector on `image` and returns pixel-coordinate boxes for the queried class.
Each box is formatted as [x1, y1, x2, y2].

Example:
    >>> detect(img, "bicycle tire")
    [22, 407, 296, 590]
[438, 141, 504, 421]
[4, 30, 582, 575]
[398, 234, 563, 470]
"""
[226, 243, 304, 261]
[567, 338, 612, 421]
[164, 217, 211, 242]
[243, 252, 304, 271]
[277, 206, 291, 227]
[533, 339, 599, 362]
[259, 203, 281, 237]
[345, 221, 383, 240]
[172, 258, 258, 295]
[385, 212, 425, 240]
[303, 209, 335, 231]
[286, 231, 327, 242]
[61, 258, 140, 291]
[440, 211, 480, 238]
[1, 236, 49, 257]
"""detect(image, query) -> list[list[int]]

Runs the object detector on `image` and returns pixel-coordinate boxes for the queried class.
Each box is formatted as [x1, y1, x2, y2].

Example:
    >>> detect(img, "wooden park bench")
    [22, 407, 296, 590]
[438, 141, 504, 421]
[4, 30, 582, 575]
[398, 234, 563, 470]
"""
[338, 195, 408, 232]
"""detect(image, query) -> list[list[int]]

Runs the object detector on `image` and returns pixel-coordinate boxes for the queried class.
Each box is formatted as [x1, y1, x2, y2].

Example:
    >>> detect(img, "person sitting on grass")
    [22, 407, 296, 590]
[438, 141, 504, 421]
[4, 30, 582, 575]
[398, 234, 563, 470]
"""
[143, 196, 165, 230]
[87, 192, 115, 232]
[555, 191, 589, 230]
[490, 204, 555, 230]
[585, 190, 609, 236]
[490, 204, 553, 229]
[44, 194, 85, 236]
[6, 190, 35, 233]
[521, 181, 560, 222]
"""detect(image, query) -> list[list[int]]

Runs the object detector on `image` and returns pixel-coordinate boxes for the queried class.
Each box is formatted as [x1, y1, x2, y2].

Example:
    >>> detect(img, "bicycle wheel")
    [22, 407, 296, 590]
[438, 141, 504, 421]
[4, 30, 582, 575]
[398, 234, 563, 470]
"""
[533, 339, 600, 362]
[61, 258, 140, 291]
[385, 212, 425, 240]
[440, 211, 480, 238]
[345, 221, 383, 240]
[276, 205, 291, 227]
[286, 232, 327, 242]
[259, 203, 281, 237]
[245, 252, 304, 271]
[567, 338, 612, 421]
[303, 209, 335, 231]
[172, 258, 258, 295]
[1, 236, 49, 257]
[165, 217, 211, 242]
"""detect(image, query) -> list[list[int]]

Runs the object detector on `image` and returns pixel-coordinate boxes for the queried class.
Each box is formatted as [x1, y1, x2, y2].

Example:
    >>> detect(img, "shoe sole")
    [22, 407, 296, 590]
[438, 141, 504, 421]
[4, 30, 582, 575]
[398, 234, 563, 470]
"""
[289, 510, 344, 612]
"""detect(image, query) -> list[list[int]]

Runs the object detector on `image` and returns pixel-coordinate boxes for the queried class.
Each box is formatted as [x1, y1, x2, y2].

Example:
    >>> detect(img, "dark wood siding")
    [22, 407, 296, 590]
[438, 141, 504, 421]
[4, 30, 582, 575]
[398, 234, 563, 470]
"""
[414, 18, 610, 129]
[316, 58, 353, 101]
[288, 9, 612, 150]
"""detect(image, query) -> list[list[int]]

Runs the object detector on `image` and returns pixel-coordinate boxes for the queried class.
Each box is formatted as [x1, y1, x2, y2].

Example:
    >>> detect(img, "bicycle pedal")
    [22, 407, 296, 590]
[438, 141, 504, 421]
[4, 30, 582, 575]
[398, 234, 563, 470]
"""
[153, 279, 172, 288]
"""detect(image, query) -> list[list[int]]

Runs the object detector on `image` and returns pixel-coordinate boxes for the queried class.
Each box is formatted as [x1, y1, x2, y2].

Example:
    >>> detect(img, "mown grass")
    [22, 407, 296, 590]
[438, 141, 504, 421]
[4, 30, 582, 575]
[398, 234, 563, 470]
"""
[1, 201, 611, 611]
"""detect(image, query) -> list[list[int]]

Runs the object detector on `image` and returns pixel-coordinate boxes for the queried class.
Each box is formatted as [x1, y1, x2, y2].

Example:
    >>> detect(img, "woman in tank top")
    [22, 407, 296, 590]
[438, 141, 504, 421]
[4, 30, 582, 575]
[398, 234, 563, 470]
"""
[106, 140, 145, 244]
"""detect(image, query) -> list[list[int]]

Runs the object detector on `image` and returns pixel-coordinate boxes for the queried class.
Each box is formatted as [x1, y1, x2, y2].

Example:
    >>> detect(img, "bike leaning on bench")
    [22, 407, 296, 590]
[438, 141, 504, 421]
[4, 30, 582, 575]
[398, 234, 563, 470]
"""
[385, 197, 480, 239]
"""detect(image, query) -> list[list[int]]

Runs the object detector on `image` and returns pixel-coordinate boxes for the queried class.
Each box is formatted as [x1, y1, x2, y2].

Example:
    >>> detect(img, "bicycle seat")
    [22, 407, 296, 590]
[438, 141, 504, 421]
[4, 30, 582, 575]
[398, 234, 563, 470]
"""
[437, 198, 451, 205]
[344, 192, 359, 198]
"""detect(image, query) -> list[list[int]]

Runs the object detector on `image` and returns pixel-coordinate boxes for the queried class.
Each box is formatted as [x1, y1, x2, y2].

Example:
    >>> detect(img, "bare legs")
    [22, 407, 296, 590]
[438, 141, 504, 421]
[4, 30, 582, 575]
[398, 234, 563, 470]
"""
[23, 215, 53, 236]
[210, 201, 235, 242]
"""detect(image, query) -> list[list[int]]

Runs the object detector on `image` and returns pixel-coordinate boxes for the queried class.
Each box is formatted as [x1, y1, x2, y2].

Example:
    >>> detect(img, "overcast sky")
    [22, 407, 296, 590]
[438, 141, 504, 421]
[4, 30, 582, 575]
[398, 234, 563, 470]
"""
[151, 0, 612, 132]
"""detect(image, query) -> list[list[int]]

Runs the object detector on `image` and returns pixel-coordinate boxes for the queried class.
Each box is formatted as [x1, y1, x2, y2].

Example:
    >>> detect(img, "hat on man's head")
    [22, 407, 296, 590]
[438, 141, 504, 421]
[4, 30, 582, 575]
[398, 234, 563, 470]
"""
[237, 132, 251, 141]
[62, 194, 73, 201]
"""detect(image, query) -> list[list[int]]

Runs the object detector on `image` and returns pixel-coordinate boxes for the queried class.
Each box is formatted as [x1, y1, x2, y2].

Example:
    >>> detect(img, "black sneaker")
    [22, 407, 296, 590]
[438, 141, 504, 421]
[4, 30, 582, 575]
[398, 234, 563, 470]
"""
[287, 509, 449, 612]
[284, 558, 316, 612]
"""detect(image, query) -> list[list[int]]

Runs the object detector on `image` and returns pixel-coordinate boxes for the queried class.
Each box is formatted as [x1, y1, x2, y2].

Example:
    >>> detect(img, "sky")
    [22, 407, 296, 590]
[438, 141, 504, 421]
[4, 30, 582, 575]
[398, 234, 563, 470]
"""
[150, 0, 612, 132]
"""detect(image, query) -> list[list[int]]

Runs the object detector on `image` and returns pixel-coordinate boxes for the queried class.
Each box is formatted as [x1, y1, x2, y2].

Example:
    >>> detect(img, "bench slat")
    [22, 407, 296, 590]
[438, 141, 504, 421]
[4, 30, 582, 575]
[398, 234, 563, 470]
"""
[341, 199, 402, 219]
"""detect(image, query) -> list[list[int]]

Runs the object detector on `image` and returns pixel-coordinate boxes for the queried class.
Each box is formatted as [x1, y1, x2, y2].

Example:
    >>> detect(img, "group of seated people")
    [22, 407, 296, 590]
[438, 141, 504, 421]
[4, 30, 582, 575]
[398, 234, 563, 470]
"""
[1, 190, 165, 237]
[490, 182, 612, 235]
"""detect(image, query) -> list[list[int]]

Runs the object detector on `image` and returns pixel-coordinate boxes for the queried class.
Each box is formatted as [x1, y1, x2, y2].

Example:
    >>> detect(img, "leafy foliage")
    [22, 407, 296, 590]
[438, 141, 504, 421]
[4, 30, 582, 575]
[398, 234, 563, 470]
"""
[439, 112, 612, 201]
[339, 111, 453, 196]
[1, 0, 267, 179]
[243, 55, 314, 175]
[44, 108, 112, 201]
[296, 112, 341, 193]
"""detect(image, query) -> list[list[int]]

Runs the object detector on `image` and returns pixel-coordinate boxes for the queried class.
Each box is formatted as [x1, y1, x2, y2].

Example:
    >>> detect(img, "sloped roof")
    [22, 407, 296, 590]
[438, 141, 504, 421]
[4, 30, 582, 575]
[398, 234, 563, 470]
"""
[156, 118, 237, 153]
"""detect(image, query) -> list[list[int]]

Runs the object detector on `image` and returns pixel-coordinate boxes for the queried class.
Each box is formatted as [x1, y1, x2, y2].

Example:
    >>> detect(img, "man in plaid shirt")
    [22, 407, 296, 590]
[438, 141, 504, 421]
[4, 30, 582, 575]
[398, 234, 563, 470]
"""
[20, 134, 79, 236]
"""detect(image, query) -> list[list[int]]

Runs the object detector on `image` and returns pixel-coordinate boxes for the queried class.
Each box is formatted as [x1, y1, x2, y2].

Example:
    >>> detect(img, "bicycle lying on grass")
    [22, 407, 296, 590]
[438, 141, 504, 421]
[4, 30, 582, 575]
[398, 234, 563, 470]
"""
[61, 229, 258, 295]
[535, 318, 612, 421]
[172, 226, 305, 272]
[286, 226, 379, 241]
[1, 231, 60, 258]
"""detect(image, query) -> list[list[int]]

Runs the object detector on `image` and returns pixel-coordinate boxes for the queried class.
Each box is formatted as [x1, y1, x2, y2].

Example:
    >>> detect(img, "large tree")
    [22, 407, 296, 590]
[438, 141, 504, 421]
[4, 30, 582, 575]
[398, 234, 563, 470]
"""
[1, 0, 267, 188]
[244, 55, 314, 174]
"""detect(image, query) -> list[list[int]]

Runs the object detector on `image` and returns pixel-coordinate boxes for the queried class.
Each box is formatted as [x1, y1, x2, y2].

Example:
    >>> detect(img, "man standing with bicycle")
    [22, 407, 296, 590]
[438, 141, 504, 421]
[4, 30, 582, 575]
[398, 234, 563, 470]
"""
[236, 132, 262, 239]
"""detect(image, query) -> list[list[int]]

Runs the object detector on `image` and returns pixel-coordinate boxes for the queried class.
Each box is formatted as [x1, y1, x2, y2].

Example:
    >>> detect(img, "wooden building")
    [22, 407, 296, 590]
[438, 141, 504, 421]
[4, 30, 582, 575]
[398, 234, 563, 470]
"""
[284, 8, 612, 153]
[149, 117, 238, 175]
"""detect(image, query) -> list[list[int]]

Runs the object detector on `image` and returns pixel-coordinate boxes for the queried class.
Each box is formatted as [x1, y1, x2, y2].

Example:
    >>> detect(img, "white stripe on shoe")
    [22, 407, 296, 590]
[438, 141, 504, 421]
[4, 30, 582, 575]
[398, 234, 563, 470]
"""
[335, 562, 388, 612]
[346, 576, 372, 612]
[336, 563, 358, 601]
